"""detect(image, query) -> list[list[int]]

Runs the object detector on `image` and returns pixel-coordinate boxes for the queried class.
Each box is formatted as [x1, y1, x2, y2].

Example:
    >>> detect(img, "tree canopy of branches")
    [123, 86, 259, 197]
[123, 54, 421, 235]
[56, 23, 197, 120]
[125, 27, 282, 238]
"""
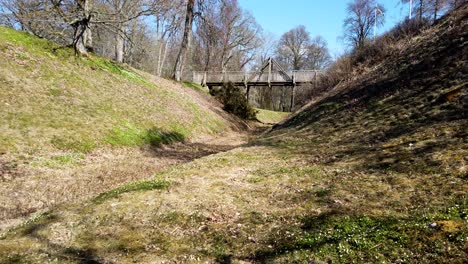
[401, 0, 462, 21]
[275, 25, 331, 70]
[343, 0, 385, 50]
[0, 0, 265, 80]
[0, 0, 155, 56]
[193, 0, 262, 72]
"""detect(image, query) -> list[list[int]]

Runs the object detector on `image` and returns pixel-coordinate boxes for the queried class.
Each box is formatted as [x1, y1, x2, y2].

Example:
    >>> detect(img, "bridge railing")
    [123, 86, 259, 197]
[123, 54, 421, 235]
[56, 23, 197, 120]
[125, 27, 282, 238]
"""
[192, 70, 324, 85]
[292, 70, 324, 83]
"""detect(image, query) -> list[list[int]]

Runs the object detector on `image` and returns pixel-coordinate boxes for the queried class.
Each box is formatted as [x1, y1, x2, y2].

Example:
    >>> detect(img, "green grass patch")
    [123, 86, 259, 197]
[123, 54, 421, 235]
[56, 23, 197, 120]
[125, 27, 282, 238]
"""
[51, 136, 96, 153]
[32, 153, 85, 168]
[83, 56, 155, 87]
[52, 153, 84, 164]
[93, 179, 171, 204]
[182, 82, 209, 94]
[15, 52, 30, 60]
[256, 108, 290, 124]
[0, 26, 72, 58]
[105, 123, 185, 147]
[290, 204, 468, 263]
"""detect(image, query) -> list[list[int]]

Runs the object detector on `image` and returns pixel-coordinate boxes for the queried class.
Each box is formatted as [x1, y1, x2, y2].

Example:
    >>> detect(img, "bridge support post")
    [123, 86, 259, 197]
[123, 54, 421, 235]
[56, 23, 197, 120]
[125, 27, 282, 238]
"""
[268, 57, 272, 88]
[290, 71, 296, 112]
[203, 72, 207, 87]
[246, 85, 250, 102]
[290, 84, 295, 112]
[314, 71, 317, 89]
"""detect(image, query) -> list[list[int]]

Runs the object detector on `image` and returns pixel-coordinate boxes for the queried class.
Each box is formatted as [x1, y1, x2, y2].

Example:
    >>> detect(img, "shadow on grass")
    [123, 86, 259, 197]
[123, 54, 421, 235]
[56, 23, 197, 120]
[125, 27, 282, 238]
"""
[5, 213, 103, 263]
[105, 125, 186, 148]
[260, 80, 466, 175]
[244, 203, 467, 263]
[143, 142, 242, 162]
[146, 128, 186, 147]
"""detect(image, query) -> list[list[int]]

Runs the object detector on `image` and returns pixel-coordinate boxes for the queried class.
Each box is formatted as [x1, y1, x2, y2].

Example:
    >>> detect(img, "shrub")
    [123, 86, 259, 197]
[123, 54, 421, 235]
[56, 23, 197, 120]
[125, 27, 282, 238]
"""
[211, 82, 257, 120]
[387, 18, 431, 41]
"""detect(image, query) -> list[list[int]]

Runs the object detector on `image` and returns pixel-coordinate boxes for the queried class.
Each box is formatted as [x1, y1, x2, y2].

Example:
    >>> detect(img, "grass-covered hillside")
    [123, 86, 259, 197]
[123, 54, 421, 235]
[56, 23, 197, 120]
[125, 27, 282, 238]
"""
[0, 5, 466, 264]
[0, 26, 247, 232]
[0, 26, 235, 155]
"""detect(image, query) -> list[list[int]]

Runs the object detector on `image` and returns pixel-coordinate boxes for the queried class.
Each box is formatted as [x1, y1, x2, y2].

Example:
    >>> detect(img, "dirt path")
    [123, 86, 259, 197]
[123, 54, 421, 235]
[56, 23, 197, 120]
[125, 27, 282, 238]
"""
[0, 129, 263, 232]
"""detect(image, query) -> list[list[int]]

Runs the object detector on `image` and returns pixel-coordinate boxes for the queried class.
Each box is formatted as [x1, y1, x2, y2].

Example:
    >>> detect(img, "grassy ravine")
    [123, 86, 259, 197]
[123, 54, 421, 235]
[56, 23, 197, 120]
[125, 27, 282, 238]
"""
[0, 26, 228, 155]
[1, 6, 467, 264]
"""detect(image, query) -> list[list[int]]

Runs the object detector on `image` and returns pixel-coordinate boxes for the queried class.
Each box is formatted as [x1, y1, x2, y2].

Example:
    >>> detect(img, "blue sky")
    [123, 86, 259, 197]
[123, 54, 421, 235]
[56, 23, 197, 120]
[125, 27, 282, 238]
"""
[238, 0, 411, 57]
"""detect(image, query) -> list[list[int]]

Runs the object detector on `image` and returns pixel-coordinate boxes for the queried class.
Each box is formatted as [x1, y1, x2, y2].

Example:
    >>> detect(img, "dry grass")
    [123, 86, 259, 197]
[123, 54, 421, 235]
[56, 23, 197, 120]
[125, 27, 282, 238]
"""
[0, 131, 250, 232]
[0, 139, 465, 263]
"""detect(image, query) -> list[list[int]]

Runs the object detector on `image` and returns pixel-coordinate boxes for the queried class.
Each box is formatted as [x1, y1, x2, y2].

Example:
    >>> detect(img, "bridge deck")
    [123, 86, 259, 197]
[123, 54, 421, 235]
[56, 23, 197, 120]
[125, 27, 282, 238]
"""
[193, 70, 323, 87]
[191, 58, 324, 111]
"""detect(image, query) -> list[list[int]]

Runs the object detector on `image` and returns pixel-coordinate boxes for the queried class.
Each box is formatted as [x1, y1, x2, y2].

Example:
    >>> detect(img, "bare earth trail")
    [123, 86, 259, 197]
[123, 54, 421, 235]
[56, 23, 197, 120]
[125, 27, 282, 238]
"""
[0, 127, 265, 233]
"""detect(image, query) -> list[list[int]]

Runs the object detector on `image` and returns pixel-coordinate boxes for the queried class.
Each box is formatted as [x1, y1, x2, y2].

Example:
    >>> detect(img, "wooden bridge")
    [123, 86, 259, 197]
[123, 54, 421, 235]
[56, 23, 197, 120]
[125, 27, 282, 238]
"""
[192, 58, 324, 110]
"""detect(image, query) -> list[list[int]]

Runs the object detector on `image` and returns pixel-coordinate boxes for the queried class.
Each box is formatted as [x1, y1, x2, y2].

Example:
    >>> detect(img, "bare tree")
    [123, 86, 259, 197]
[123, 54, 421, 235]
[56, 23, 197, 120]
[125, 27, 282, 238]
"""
[275, 26, 330, 70]
[403, 0, 458, 22]
[217, 1, 261, 71]
[91, 0, 156, 62]
[253, 32, 277, 69]
[343, 0, 385, 49]
[305, 36, 332, 70]
[48, 0, 93, 55]
[0, 1, 77, 47]
[153, 0, 184, 76]
[412, 0, 429, 20]
[193, 0, 261, 72]
[275, 25, 310, 70]
[172, 0, 195, 81]
[1, 0, 156, 57]
[195, 0, 220, 71]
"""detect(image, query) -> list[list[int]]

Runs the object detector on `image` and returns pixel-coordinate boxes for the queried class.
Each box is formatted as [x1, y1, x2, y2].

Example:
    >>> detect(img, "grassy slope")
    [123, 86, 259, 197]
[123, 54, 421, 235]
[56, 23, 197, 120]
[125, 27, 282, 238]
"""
[0, 26, 231, 155]
[1, 6, 467, 264]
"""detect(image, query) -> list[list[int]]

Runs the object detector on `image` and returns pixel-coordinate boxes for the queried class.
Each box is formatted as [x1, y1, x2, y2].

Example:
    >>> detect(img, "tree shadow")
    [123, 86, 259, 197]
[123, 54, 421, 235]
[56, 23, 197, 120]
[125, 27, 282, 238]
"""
[142, 142, 245, 162]
[16, 213, 104, 263]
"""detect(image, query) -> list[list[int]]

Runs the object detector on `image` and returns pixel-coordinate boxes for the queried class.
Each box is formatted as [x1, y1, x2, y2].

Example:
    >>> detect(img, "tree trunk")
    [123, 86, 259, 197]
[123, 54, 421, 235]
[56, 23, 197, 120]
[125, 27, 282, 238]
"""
[159, 41, 168, 76]
[83, 0, 92, 51]
[156, 40, 163, 75]
[280, 87, 286, 112]
[115, 23, 125, 63]
[73, 0, 92, 56]
[172, 0, 195, 81]
[74, 26, 88, 56]
[419, 0, 424, 21]
[204, 46, 211, 72]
